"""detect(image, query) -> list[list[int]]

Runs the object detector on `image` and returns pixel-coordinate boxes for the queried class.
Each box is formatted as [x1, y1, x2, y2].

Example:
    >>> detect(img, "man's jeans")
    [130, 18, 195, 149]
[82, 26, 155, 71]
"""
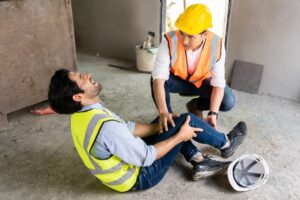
[150, 74, 235, 162]
[150, 74, 236, 112]
[132, 113, 226, 191]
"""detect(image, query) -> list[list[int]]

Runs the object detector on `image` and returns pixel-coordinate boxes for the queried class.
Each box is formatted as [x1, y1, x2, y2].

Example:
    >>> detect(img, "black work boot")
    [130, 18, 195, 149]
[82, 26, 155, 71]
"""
[191, 155, 231, 181]
[221, 121, 247, 158]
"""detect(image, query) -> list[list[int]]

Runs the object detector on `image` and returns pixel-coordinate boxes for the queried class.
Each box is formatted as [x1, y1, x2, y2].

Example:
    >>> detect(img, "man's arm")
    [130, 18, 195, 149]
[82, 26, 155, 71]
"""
[153, 79, 179, 133]
[208, 43, 226, 129]
[207, 86, 224, 129]
[154, 115, 202, 160]
[210, 87, 224, 112]
[94, 121, 158, 167]
[92, 116, 202, 166]
[133, 116, 203, 160]
[133, 123, 159, 138]
[152, 38, 179, 133]
[153, 79, 168, 114]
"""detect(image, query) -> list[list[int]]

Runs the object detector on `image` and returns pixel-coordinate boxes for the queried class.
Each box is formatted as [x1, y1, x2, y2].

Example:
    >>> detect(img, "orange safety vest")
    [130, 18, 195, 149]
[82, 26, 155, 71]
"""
[165, 30, 222, 88]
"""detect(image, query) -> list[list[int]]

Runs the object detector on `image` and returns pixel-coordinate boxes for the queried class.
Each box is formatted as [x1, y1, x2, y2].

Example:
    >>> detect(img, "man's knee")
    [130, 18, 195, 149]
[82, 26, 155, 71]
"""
[174, 113, 191, 125]
[178, 113, 200, 124]
[221, 93, 236, 112]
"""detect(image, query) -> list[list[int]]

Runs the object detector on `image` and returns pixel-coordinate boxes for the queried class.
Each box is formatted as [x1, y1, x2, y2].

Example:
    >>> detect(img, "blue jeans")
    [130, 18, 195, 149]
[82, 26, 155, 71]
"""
[150, 74, 235, 162]
[132, 113, 226, 191]
[150, 74, 236, 112]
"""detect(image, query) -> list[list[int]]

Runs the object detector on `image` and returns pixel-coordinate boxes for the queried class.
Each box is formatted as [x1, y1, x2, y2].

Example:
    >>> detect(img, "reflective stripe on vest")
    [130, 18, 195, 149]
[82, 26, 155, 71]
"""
[210, 34, 219, 70]
[167, 31, 178, 67]
[71, 109, 140, 192]
[165, 30, 222, 88]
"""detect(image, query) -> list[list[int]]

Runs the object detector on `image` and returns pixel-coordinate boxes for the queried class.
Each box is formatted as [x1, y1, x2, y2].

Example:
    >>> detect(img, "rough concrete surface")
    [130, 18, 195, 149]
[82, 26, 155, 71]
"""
[1, 53, 300, 200]
[0, 0, 76, 117]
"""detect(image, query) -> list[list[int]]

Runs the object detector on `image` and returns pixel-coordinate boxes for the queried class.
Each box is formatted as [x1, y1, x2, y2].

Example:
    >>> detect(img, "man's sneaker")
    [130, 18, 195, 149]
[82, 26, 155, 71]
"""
[186, 98, 203, 119]
[191, 155, 231, 181]
[221, 121, 247, 158]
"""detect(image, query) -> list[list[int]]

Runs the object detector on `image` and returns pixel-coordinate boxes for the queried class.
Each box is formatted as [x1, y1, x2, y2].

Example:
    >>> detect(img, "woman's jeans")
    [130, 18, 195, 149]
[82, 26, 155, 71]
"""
[132, 113, 227, 190]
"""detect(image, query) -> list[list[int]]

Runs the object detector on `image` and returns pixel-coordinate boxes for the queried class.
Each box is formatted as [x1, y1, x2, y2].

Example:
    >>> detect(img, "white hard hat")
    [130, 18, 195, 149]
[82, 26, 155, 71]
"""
[227, 154, 269, 191]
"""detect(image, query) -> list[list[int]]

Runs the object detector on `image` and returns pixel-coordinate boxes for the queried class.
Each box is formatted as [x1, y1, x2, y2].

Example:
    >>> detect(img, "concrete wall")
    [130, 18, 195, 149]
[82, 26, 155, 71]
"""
[72, 0, 160, 61]
[0, 0, 76, 126]
[226, 0, 300, 101]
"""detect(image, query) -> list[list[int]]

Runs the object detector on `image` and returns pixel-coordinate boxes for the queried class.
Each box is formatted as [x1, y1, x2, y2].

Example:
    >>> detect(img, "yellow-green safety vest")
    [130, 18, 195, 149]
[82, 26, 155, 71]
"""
[70, 108, 140, 192]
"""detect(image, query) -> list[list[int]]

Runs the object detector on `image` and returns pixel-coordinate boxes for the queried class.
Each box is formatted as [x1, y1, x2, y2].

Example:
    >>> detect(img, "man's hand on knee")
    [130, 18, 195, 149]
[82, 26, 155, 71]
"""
[159, 112, 180, 133]
[177, 115, 203, 141]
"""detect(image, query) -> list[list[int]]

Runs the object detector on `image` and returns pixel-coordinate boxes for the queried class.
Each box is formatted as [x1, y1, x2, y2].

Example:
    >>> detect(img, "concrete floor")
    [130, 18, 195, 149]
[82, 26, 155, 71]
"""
[1, 53, 300, 200]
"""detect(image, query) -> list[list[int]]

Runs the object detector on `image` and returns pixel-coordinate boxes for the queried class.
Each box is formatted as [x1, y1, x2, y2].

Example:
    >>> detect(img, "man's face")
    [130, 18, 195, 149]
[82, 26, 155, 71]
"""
[179, 31, 206, 51]
[68, 71, 102, 99]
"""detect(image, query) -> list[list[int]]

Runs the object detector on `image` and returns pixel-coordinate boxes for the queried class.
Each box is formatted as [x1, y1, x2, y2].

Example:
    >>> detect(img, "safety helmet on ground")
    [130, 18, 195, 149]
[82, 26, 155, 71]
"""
[175, 4, 213, 35]
[227, 154, 269, 192]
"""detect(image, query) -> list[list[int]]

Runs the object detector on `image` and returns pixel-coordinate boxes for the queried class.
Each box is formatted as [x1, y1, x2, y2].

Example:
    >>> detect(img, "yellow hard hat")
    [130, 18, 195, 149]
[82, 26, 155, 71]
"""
[175, 4, 213, 35]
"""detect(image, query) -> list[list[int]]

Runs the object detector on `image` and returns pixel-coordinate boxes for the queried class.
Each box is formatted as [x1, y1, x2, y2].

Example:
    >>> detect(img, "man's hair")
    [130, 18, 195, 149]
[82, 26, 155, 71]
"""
[48, 69, 84, 114]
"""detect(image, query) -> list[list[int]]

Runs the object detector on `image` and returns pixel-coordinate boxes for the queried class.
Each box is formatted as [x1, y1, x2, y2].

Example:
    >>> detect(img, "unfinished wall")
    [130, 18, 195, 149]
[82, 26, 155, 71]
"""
[226, 0, 300, 101]
[72, 0, 160, 61]
[0, 0, 76, 126]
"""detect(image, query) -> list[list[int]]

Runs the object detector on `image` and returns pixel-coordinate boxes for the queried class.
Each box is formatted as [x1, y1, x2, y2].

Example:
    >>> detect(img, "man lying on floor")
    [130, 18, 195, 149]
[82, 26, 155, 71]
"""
[48, 69, 247, 192]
